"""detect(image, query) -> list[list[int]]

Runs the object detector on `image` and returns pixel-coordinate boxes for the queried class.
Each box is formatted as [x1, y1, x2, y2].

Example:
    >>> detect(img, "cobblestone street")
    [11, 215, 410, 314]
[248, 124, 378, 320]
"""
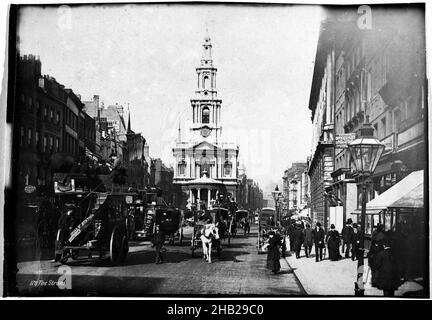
[16, 225, 304, 296]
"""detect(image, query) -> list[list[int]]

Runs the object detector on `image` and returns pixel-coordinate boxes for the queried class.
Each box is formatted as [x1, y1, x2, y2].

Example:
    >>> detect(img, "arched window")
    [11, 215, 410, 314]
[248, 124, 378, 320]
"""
[178, 160, 186, 176]
[203, 75, 209, 89]
[224, 161, 232, 176]
[200, 161, 210, 177]
[202, 107, 210, 124]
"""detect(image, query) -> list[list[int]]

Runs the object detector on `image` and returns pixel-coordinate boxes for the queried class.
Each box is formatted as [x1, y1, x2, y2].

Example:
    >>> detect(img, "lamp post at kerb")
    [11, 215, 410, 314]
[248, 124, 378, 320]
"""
[272, 185, 283, 225]
[347, 118, 385, 296]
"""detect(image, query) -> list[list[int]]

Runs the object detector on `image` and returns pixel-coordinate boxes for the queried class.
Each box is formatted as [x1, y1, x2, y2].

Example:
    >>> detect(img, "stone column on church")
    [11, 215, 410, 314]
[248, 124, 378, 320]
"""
[189, 189, 193, 204]
[207, 188, 211, 208]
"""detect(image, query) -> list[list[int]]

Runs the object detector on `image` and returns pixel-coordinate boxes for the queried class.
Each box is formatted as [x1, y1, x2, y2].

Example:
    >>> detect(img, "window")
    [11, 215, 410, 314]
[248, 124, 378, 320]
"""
[36, 100, 40, 116]
[50, 108, 54, 122]
[394, 109, 401, 132]
[44, 105, 48, 119]
[35, 131, 40, 150]
[20, 126, 24, 145]
[224, 161, 232, 176]
[29, 97, 33, 111]
[373, 123, 378, 136]
[56, 112, 60, 124]
[27, 128, 32, 146]
[202, 107, 210, 124]
[203, 75, 209, 89]
[49, 136, 54, 152]
[178, 161, 186, 176]
[381, 117, 386, 138]
[55, 137, 60, 152]
[43, 135, 47, 152]
[20, 93, 25, 103]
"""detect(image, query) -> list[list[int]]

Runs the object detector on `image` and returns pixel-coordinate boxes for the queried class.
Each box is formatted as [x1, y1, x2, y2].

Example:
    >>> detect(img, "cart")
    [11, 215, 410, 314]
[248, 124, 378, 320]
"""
[53, 173, 131, 265]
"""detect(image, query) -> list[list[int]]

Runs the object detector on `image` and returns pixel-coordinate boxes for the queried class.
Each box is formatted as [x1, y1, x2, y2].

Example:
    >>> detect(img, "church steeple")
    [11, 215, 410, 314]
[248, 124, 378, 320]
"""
[127, 104, 133, 135]
[190, 32, 223, 143]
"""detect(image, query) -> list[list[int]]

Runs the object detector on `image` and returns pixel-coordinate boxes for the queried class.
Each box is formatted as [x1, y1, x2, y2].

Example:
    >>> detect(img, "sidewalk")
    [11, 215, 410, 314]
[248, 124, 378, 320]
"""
[284, 241, 424, 297]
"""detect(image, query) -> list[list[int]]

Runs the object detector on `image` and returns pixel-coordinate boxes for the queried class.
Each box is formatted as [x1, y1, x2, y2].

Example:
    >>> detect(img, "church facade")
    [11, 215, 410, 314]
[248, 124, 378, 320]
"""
[173, 35, 239, 209]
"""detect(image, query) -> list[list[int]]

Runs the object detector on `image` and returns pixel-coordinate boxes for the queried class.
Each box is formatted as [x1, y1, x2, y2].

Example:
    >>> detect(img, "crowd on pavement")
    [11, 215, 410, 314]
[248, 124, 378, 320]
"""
[265, 218, 425, 297]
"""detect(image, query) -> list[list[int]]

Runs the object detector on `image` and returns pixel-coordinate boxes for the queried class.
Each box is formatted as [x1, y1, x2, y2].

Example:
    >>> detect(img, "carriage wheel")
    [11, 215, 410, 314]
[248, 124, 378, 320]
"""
[120, 235, 128, 263]
[110, 227, 123, 265]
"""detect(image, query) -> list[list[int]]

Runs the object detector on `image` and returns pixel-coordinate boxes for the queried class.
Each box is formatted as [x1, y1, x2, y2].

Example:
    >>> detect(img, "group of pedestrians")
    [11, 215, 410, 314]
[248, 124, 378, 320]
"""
[286, 218, 365, 262]
[285, 218, 414, 296]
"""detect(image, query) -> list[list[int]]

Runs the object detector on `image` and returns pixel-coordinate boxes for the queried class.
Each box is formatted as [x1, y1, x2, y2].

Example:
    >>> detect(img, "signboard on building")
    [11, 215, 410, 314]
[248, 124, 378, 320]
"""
[335, 133, 356, 149]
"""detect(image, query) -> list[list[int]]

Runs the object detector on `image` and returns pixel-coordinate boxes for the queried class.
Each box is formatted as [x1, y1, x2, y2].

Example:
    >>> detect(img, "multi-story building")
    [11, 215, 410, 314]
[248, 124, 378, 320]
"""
[282, 162, 308, 214]
[125, 113, 149, 189]
[13, 54, 95, 193]
[307, 17, 336, 229]
[310, 6, 426, 233]
[236, 166, 263, 212]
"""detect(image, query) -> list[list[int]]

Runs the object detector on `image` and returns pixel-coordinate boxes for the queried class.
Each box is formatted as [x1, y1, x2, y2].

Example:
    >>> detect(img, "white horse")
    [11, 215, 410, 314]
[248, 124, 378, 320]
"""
[200, 223, 220, 263]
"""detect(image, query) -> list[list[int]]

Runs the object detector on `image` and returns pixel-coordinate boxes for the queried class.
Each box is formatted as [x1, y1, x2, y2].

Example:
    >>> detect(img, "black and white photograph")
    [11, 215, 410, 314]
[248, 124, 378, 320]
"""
[0, 1, 429, 299]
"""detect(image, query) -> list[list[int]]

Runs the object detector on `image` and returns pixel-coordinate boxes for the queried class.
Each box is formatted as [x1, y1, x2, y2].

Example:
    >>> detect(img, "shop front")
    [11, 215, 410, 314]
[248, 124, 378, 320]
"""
[352, 170, 424, 238]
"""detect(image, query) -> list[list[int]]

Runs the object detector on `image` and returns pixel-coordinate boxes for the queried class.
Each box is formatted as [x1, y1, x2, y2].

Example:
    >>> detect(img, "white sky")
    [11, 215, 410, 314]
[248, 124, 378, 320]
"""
[17, 4, 322, 193]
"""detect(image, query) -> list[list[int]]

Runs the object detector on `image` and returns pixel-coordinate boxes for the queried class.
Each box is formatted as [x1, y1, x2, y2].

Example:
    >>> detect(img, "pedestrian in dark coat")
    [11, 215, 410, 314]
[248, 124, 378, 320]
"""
[326, 224, 341, 261]
[303, 224, 314, 258]
[341, 218, 353, 258]
[287, 221, 295, 252]
[351, 223, 362, 261]
[266, 231, 281, 274]
[152, 225, 165, 264]
[292, 223, 305, 259]
[244, 219, 250, 236]
[375, 238, 402, 297]
[312, 222, 325, 262]
[368, 224, 386, 287]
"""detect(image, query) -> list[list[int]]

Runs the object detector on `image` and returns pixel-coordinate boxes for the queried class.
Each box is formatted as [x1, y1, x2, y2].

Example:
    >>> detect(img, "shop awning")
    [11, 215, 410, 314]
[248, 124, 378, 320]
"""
[356, 170, 424, 214]
[389, 184, 423, 209]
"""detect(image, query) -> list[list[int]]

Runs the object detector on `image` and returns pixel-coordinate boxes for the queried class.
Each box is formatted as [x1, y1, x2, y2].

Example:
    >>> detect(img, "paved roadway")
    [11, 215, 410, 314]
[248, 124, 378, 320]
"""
[16, 225, 305, 296]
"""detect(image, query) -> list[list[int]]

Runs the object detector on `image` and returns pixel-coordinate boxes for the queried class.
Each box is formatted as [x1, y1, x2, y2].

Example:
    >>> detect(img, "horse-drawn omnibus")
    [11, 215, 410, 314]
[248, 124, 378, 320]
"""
[190, 208, 229, 259]
[53, 173, 131, 265]
[133, 186, 183, 245]
[257, 207, 276, 254]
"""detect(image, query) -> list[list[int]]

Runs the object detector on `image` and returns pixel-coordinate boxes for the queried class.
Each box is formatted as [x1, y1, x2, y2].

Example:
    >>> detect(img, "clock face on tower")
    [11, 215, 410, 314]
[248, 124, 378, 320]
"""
[200, 126, 211, 137]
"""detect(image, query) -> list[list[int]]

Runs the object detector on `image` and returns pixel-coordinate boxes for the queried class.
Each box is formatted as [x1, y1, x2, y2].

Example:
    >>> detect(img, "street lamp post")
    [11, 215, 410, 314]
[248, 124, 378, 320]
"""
[347, 119, 385, 297]
[272, 185, 282, 226]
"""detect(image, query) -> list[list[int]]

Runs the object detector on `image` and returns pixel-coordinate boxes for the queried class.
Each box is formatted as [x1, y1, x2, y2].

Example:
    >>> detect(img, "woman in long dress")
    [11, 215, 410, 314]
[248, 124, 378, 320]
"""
[326, 224, 341, 261]
[266, 231, 281, 274]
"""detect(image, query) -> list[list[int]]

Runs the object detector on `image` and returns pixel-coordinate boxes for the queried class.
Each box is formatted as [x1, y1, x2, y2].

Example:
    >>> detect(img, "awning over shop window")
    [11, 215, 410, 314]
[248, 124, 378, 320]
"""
[354, 170, 424, 215]
[389, 184, 423, 209]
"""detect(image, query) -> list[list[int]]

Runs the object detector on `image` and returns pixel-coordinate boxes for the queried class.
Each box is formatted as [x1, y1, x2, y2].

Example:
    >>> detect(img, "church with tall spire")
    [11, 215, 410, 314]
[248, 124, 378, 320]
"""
[173, 33, 239, 208]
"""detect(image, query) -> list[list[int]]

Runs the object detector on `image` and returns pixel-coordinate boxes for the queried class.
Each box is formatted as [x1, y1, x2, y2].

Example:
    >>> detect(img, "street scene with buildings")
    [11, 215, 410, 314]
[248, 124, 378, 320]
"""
[3, 4, 427, 297]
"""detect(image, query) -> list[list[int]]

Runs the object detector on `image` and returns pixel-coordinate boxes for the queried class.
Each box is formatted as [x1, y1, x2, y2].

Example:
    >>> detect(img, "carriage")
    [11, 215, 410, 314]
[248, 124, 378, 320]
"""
[235, 209, 250, 234]
[53, 173, 131, 265]
[133, 186, 183, 245]
[190, 208, 228, 258]
[257, 207, 276, 254]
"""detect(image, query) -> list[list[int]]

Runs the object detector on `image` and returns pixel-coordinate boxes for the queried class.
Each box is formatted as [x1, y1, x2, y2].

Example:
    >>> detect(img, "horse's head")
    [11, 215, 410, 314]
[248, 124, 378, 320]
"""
[212, 224, 220, 240]
[203, 223, 219, 240]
